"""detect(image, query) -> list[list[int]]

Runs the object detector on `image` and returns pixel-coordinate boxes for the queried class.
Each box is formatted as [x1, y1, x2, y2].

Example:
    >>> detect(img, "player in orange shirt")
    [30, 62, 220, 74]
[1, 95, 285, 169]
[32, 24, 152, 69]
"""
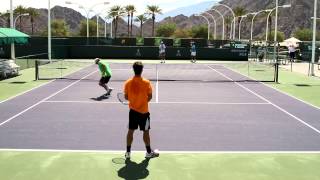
[124, 61, 159, 159]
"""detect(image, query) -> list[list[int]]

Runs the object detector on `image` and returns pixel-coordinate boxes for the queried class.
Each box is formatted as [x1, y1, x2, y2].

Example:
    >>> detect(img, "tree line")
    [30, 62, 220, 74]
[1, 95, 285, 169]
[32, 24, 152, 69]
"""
[0, 5, 319, 41]
[0, 5, 39, 35]
[0, 5, 162, 38]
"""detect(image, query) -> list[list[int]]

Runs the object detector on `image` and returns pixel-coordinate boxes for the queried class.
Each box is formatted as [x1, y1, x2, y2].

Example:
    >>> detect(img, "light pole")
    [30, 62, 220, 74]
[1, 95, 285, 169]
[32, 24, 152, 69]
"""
[80, 5, 93, 38]
[216, 3, 236, 39]
[203, 12, 217, 40]
[273, 0, 279, 63]
[103, 10, 119, 38]
[10, 0, 14, 60]
[48, 0, 51, 61]
[265, 5, 291, 44]
[65, 1, 109, 37]
[108, 10, 124, 38]
[96, 13, 101, 38]
[273, 3, 291, 63]
[13, 13, 29, 28]
[238, 13, 257, 41]
[91, 5, 111, 38]
[249, 9, 272, 56]
[266, 9, 275, 44]
[250, 10, 271, 41]
[11, 13, 29, 60]
[207, 9, 225, 40]
[103, 17, 112, 38]
[230, 19, 235, 40]
[238, 15, 248, 40]
[195, 14, 210, 40]
[310, 0, 318, 76]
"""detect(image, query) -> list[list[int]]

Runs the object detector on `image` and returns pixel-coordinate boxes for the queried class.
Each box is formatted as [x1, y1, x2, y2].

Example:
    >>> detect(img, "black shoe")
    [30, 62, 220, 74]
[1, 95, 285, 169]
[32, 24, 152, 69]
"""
[106, 88, 113, 95]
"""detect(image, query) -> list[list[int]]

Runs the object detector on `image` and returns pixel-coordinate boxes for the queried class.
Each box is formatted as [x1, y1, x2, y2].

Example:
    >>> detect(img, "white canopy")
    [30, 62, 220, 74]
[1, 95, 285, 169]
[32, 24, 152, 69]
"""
[281, 37, 302, 47]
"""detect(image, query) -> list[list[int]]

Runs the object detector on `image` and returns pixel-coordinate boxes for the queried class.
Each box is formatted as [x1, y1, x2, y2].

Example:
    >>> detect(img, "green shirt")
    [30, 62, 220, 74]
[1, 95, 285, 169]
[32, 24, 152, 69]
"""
[98, 61, 112, 77]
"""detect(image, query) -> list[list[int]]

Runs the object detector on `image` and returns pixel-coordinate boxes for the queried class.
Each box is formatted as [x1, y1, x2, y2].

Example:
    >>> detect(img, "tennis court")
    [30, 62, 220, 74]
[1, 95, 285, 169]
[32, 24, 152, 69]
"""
[0, 60, 320, 152]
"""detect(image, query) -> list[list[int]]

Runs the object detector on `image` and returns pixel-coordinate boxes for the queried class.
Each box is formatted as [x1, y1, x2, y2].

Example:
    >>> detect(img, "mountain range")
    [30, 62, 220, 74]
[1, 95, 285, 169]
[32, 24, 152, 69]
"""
[157, 1, 216, 21]
[0, 0, 319, 39]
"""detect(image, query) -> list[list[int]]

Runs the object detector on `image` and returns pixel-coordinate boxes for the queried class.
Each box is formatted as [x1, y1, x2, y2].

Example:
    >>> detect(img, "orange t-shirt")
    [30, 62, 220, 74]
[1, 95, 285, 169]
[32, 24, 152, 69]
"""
[124, 76, 152, 114]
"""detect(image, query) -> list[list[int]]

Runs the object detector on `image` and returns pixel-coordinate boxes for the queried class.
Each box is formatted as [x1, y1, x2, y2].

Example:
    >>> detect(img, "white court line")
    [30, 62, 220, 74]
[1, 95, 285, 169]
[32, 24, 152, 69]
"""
[207, 65, 320, 135]
[44, 101, 120, 104]
[263, 84, 320, 110]
[227, 66, 320, 111]
[112, 68, 131, 70]
[43, 100, 270, 105]
[0, 61, 96, 104]
[112, 68, 153, 71]
[0, 70, 98, 127]
[0, 80, 55, 104]
[224, 63, 320, 109]
[0, 148, 319, 154]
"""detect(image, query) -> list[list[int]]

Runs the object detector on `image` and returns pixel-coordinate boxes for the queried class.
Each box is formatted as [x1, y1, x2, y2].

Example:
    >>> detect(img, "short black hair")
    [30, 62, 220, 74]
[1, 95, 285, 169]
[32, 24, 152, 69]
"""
[133, 61, 143, 76]
[94, 58, 100, 64]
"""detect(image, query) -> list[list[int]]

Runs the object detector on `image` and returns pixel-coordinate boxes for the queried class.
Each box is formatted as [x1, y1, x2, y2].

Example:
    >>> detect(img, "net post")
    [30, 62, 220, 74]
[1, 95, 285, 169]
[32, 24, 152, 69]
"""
[35, 60, 39, 80]
[274, 61, 279, 83]
[274, 42, 280, 83]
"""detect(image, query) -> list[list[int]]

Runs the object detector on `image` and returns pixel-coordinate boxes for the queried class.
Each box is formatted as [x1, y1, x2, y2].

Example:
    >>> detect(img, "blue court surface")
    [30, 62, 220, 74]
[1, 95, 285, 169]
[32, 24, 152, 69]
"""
[0, 62, 320, 152]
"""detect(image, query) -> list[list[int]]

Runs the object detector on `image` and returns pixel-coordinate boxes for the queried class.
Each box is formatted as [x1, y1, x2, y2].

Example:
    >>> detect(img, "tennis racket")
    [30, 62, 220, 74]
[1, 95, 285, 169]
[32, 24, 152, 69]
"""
[117, 92, 129, 105]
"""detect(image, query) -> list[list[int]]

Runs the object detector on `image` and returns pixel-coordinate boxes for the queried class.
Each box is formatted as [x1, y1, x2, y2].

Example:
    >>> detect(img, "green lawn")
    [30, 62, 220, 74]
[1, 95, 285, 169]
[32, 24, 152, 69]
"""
[272, 70, 320, 107]
[0, 60, 92, 102]
[0, 68, 49, 101]
[0, 151, 319, 180]
[225, 61, 276, 82]
[225, 62, 320, 108]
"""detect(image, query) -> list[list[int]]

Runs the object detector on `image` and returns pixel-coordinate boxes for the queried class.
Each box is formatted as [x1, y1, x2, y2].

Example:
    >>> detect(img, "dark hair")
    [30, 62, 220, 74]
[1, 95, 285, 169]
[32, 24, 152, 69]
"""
[133, 61, 143, 75]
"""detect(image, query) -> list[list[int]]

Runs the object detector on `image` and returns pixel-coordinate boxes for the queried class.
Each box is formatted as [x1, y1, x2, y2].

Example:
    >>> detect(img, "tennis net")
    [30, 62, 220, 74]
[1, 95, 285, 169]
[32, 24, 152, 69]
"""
[15, 53, 49, 70]
[35, 59, 277, 83]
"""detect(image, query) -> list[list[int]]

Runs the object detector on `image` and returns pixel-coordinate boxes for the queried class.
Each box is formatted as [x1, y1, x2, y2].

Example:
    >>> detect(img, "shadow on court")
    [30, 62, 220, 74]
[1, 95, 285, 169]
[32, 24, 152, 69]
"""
[90, 94, 110, 101]
[118, 158, 150, 180]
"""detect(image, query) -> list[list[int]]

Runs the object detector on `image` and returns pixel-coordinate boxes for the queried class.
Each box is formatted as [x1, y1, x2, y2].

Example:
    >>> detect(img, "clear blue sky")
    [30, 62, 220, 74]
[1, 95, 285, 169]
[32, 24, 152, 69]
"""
[1, 0, 214, 16]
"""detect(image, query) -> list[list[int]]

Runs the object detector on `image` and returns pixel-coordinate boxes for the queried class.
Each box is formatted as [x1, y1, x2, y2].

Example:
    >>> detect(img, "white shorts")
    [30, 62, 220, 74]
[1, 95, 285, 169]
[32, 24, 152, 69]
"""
[191, 52, 196, 56]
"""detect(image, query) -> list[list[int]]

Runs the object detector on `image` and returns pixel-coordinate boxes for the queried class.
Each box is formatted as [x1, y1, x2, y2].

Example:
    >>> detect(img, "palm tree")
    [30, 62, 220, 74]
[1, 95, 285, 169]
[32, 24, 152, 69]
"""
[26, 8, 39, 35]
[134, 14, 147, 37]
[109, 6, 124, 38]
[124, 5, 131, 37]
[124, 5, 136, 37]
[1, 12, 10, 27]
[129, 5, 136, 37]
[14, 5, 27, 31]
[234, 6, 246, 38]
[225, 16, 232, 40]
[108, 11, 118, 38]
[146, 5, 162, 37]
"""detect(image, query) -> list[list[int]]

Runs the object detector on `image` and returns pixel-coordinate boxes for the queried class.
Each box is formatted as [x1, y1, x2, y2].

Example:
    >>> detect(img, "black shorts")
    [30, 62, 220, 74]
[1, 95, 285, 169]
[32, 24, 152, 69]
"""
[289, 52, 295, 59]
[129, 109, 150, 131]
[99, 76, 111, 84]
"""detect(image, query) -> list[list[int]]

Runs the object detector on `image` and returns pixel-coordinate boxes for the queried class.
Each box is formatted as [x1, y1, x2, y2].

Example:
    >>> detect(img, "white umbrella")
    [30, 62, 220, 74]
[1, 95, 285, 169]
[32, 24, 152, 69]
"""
[283, 37, 302, 47]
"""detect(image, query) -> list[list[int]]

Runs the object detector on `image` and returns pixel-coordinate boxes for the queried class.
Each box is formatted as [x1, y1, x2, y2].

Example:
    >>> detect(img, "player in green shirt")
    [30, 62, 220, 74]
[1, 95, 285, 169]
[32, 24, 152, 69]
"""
[95, 58, 113, 96]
